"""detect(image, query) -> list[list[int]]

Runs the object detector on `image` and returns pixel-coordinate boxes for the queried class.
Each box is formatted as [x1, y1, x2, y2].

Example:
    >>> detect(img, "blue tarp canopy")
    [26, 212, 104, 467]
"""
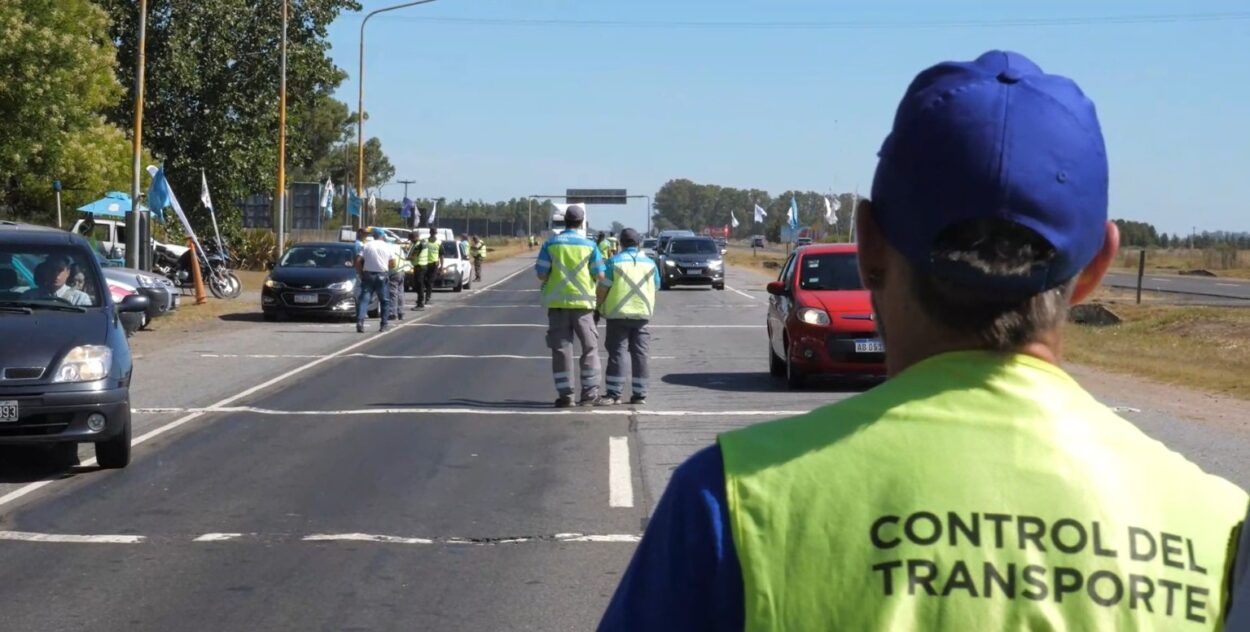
[76, 191, 148, 218]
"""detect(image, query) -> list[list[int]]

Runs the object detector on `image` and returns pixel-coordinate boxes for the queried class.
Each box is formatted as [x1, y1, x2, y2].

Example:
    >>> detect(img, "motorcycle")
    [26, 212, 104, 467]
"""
[157, 239, 242, 299]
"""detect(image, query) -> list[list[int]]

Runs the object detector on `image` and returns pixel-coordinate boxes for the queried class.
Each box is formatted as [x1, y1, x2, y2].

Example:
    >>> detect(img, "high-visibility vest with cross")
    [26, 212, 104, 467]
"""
[475, 242, 488, 259]
[603, 253, 656, 320]
[413, 239, 440, 266]
[542, 238, 598, 310]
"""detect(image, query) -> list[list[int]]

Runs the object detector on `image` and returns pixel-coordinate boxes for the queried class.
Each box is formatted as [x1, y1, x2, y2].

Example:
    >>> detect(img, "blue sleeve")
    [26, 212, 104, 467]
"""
[601, 257, 615, 287]
[653, 262, 661, 287]
[599, 445, 744, 631]
[590, 243, 606, 276]
[535, 241, 552, 274]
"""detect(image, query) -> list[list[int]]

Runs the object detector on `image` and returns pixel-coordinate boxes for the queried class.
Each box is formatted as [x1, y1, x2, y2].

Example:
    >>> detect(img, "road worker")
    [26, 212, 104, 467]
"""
[387, 237, 411, 321]
[600, 50, 1249, 630]
[595, 228, 658, 406]
[595, 231, 613, 260]
[528, 234, 537, 250]
[536, 205, 605, 408]
[410, 229, 442, 310]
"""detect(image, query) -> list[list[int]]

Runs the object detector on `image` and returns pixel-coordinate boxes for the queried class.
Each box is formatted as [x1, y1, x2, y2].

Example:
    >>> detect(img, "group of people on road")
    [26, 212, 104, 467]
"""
[352, 226, 493, 331]
[537, 207, 657, 408]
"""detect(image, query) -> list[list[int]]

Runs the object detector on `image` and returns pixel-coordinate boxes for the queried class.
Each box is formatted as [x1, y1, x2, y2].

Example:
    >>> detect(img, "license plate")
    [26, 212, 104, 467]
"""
[0, 400, 17, 423]
[293, 293, 319, 304]
[854, 339, 885, 353]
[685, 268, 702, 275]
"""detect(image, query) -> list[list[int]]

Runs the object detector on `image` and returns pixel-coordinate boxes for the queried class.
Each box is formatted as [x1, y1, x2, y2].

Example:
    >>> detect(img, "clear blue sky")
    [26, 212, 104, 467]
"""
[325, 1, 1250, 235]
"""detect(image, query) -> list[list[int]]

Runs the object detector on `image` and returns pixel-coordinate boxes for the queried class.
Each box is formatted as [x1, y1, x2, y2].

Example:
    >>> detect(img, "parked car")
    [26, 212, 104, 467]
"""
[765, 243, 885, 388]
[0, 221, 149, 468]
[405, 229, 472, 292]
[716, 238, 728, 254]
[97, 254, 178, 329]
[657, 229, 696, 255]
[796, 236, 813, 247]
[641, 237, 659, 259]
[102, 275, 146, 337]
[70, 216, 188, 261]
[751, 235, 766, 248]
[659, 236, 725, 290]
[262, 242, 375, 321]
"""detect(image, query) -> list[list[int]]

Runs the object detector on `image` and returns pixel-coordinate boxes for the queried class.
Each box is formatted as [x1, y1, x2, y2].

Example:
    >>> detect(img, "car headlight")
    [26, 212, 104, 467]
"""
[327, 279, 355, 292]
[664, 260, 677, 267]
[265, 278, 285, 289]
[796, 307, 831, 326]
[52, 345, 112, 383]
[707, 260, 724, 269]
[135, 275, 156, 288]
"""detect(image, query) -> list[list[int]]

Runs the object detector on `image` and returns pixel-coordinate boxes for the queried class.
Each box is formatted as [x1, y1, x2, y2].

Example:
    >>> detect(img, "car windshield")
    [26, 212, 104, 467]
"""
[279, 246, 354, 268]
[441, 242, 461, 257]
[668, 239, 719, 255]
[642, 239, 657, 249]
[0, 246, 103, 308]
[798, 253, 863, 291]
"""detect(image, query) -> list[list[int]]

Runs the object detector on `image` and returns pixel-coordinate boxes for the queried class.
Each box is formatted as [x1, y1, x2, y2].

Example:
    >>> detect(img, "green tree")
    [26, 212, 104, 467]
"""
[0, 0, 136, 222]
[99, 0, 361, 241]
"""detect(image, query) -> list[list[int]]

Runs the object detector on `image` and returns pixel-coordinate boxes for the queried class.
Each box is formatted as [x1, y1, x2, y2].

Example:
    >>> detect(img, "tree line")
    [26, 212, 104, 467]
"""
[653, 179, 859, 242]
[0, 0, 397, 245]
[1113, 220, 1250, 249]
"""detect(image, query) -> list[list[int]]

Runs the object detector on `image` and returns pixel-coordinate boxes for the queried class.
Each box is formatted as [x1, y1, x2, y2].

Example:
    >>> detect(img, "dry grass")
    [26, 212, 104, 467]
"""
[724, 246, 786, 273]
[1115, 248, 1250, 279]
[142, 270, 267, 331]
[1066, 289, 1250, 399]
[484, 238, 532, 261]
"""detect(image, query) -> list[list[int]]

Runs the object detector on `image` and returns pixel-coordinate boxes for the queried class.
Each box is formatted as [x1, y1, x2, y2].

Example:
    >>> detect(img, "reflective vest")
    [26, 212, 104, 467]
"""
[602, 251, 656, 320]
[719, 351, 1248, 631]
[391, 243, 413, 273]
[474, 242, 487, 259]
[413, 239, 440, 266]
[542, 235, 598, 310]
[598, 240, 612, 259]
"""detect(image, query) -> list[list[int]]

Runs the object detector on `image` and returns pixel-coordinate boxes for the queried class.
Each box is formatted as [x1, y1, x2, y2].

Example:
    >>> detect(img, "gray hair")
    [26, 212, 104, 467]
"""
[910, 219, 1075, 351]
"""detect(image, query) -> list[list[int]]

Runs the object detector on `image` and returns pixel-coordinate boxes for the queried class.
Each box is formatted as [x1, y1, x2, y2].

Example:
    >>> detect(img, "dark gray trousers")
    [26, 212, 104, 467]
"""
[547, 308, 600, 399]
[604, 319, 650, 398]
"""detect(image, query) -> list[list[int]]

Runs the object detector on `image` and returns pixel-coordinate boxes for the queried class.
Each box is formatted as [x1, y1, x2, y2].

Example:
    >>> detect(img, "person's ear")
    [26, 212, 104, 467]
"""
[856, 200, 888, 290]
[1070, 221, 1120, 305]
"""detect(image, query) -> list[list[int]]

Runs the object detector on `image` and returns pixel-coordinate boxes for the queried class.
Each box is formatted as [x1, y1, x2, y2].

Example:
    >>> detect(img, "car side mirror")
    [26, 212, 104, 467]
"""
[766, 281, 787, 296]
[118, 294, 150, 313]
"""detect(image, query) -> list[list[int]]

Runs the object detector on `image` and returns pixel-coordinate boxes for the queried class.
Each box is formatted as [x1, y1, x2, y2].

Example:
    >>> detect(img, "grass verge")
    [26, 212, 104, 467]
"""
[143, 270, 267, 331]
[1066, 289, 1250, 400]
[724, 246, 786, 273]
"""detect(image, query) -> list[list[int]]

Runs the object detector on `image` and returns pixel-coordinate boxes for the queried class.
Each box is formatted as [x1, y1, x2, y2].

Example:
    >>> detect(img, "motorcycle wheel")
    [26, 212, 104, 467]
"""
[223, 271, 243, 299]
[207, 272, 230, 299]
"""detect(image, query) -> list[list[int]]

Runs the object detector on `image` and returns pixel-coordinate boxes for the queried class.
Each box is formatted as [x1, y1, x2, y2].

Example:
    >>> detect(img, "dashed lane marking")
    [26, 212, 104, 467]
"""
[192, 533, 248, 542]
[199, 353, 679, 360]
[726, 285, 757, 300]
[609, 436, 634, 508]
[405, 323, 762, 329]
[0, 531, 144, 544]
[129, 406, 808, 417]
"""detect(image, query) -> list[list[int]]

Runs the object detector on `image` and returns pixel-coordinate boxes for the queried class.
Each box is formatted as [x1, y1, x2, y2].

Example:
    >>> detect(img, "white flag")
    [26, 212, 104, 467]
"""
[200, 170, 213, 210]
[320, 178, 335, 216]
[753, 203, 767, 223]
[824, 195, 841, 224]
[428, 199, 438, 224]
[367, 193, 377, 216]
[731, 210, 740, 228]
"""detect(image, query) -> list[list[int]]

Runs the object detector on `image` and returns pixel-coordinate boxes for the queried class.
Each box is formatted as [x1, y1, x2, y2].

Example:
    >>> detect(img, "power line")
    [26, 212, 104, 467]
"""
[376, 12, 1250, 30]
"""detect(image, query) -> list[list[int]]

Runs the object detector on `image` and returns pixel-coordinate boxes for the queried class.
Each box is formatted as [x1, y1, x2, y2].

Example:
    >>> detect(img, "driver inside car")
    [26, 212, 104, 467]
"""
[24, 256, 92, 306]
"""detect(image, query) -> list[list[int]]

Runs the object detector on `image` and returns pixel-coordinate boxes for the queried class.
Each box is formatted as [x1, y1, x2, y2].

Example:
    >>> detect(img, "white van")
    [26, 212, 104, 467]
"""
[70, 217, 189, 260]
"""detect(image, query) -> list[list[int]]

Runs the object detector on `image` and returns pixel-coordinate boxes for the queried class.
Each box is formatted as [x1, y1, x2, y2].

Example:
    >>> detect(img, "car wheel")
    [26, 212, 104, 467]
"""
[52, 441, 80, 467]
[263, 310, 278, 322]
[785, 340, 805, 389]
[453, 272, 464, 292]
[660, 278, 671, 291]
[769, 339, 785, 377]
[95, 420, 131, 469]
[714, 283, 725, 291]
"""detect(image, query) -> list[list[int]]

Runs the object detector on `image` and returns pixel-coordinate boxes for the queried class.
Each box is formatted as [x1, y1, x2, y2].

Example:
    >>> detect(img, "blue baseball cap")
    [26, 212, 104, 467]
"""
[371, 227, 386, 239]
[871, 50, 1108, 297]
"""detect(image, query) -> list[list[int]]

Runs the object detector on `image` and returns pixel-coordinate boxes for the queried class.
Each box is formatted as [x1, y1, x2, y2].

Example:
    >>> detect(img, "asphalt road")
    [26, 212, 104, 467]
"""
[0, 255, 1247, 631]
[1093, 271, 1248, 301]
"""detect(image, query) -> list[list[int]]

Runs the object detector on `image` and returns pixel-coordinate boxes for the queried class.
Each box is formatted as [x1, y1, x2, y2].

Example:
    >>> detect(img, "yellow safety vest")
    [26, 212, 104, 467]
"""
[602, 254, 656, 320]
[719, 351, 1248, 631]
[413, 240, 440, 266]
[542, 237, 598, 310]
[475, 242, 488, 259]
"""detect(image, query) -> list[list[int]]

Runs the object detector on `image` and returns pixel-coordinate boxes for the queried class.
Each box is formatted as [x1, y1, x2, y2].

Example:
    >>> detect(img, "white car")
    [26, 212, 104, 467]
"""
[405, 229, 472, 292]
[70, 217, 189, 260]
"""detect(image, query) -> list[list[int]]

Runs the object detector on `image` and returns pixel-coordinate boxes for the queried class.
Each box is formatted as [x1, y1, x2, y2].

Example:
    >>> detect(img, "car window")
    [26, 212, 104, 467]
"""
[441, 242, 461, 257]
[0, 246, 103, 307]
[279, 246, 355, 268]
[779, 253, 797, 285]
[798, 253, 863, 291]
[667, 239, 718, 255]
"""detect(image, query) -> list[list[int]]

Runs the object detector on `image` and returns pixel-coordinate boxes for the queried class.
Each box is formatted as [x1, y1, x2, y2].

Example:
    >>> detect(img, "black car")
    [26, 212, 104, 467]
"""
[660, 236, 725, 290]
[262, 242, 377, 321]
[0, 223, 149, 468]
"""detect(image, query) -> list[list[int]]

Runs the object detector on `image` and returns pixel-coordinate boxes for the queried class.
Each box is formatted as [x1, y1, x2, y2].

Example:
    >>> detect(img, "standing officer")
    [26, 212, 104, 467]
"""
[601, 51, 1249, 630]
[354, 227, 392, 333]
[595, 228, 658, 406]
[536, 205, 605, 408]
[386, 236, 411, 321]
[471, 235, 487, 282]
[410, 229, 442, 309]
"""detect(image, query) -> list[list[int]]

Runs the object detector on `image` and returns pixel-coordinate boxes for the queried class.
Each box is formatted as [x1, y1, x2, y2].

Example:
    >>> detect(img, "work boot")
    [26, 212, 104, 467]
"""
[554, 395, 574, 409]
[380, 325, 391, 333]
[579, 395, 603, 407]
[595, 395, 621, 407]
[356, 322, 365, 333]
[629, 395, 647, 405]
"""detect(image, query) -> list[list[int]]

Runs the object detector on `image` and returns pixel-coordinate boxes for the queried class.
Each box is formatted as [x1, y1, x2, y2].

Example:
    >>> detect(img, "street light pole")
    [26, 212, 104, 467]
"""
[127, 0, 149, 269]
[357, 0, 441, 231]
[276, 0, 289, 255]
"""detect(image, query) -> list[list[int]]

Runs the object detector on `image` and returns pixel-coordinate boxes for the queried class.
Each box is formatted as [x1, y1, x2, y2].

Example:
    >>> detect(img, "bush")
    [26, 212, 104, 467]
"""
[234, 229, 278, 270]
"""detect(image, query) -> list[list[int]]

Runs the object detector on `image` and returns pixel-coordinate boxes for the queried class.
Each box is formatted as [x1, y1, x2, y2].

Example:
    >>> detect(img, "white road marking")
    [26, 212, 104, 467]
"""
[1149, 278, 1173, 283]
[609, 436, 634, 508]
[481, 288, 539, 292]
[304, 533, 435, 544]
[198, 353, 678, 361]
[0, 531, 144, 544]
[1216, 283, 1240, 288]
[192, 533, 248, 542]
[726, 285, 757, 300]
[554, 533, 641, 543]
[1110, 406, 1141, 414]
[130, 406, 806, 417]
[474, 264, 533, 293]
[408, 323, 546, 328]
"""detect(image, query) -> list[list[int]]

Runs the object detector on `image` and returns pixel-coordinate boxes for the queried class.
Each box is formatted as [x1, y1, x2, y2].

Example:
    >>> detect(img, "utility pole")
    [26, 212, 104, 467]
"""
[127, 0, 149, 269]
[276, 0, 289, 255]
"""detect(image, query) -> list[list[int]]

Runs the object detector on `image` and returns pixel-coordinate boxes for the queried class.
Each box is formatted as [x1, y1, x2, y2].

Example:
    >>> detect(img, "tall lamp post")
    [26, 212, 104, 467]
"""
[276, 0, 289, 255]
[357, 0, 442, 230]
[127, 0, 149, 269]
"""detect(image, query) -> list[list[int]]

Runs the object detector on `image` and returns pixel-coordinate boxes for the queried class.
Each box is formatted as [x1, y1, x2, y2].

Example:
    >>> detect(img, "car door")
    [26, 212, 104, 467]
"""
[768, 253, 798, 355]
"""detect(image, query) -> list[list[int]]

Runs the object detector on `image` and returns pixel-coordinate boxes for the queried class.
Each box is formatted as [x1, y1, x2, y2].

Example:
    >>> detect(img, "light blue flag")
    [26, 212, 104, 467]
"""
[347, 188, 361, 217]
[788, 195, 800, 230]
[146, 165, 171, 222]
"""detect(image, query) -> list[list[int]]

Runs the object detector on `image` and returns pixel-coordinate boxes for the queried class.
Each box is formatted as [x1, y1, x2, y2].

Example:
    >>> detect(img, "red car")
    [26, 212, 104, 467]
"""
[766, 243, 886, 387]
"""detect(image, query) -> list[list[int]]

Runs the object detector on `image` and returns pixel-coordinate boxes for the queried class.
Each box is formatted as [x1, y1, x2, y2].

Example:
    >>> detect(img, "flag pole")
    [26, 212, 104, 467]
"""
[276, 0, 289, 256]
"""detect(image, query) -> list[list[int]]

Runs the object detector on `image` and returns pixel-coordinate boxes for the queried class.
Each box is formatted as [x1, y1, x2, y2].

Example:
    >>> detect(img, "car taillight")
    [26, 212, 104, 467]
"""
[109, 285, 135, 303]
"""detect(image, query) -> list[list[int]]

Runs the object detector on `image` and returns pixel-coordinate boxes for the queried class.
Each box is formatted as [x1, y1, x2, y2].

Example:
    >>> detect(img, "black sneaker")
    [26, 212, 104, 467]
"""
[595, 396, 621, 407]
[379, 326, 391, 333]
[356, 323, 365, 333]
[579, 396, 602, 407]
[554, 396, 574, 409]
[629, 395, 647, 405]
